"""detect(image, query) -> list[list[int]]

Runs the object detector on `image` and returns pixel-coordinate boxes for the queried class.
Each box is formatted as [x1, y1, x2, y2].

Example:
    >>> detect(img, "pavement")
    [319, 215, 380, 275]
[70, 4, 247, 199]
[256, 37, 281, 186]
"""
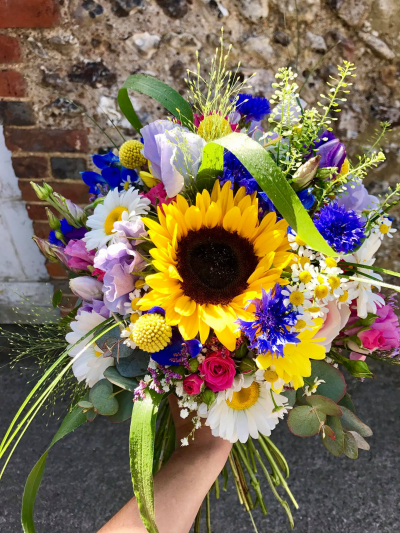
[0, 329, 399, 533]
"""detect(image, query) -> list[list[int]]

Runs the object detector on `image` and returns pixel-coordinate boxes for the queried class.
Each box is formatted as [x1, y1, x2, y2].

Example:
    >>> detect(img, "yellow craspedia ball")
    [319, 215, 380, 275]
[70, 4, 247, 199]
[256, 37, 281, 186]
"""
[131, 313, 172, 353]
[119, 140, 147, 169]
[197, 114, 232, 142]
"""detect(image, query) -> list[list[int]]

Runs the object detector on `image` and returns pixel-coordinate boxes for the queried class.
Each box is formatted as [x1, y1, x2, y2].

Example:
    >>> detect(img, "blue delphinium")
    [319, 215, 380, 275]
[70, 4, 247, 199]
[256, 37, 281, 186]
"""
[81, 151, 138, 195]
[235, 94, 271, 122]
[314, 202, 365, 254]
[237, 285, 300, 357]
[49, 218, 87, 247]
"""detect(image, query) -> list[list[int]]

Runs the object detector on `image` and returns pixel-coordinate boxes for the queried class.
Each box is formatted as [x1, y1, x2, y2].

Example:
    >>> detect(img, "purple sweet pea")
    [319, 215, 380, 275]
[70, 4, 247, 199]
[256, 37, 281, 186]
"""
[311, 130, 346, 172]
[64, 239, 96, 271]
[337, 181, 379, 215]
[94, 241, 145, 314]
[79, 299, 110, 319]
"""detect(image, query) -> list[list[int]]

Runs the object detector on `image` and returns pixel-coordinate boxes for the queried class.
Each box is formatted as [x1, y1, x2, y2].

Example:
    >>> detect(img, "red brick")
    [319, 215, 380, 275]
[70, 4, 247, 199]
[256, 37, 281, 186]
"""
[19, 180, 90, 204]
[33, 220, 50, 239]
[46, 261, 68, 278]
[0, 36, 21, 63]
[0, 0, 58, 29]
[12, 156, 49, 178]
[0, 70, 26, 97]
[5, 128, 89, 153]
[26, 203, 48, 221]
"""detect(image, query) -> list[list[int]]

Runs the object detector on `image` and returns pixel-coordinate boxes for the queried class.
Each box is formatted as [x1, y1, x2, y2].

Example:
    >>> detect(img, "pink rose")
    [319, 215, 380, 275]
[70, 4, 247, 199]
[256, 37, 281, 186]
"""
[199, 353, 236, 392]
[183, 374, 204, 395]
[318, 300, 350, 350]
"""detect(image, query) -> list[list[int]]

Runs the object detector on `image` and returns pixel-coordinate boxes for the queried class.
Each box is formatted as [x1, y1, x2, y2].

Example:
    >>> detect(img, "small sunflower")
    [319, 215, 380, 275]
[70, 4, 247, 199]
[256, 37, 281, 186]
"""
[138, 180, 292, 350]
[256, 318, 326, 390]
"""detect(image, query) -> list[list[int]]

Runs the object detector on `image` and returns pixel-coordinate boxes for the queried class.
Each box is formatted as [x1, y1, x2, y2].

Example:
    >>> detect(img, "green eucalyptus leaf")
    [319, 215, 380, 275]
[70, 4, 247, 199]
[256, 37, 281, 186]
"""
[118, 74, 194, 133]
[321, 416, 344, 457]
[309, 360, 347, 402]
[340, 406, 373, 437]
[343, 431, 359, 459]
[104, 366, 138, 392]
[338, 392, 355, 413]
[207, 133, 337, 256]
[306, 395, 343, 417]
[129, 388, 164, 532]
[287, 405, 326, 437]
[89, 379, 119, 416]
[116, 348, 150, 378]
[281, 389, 297, 407]
[21, 403, 87, 533]
[85, 410, 97, 422]
[108, 390, 134, 423]
[323, 425, 335, 440]
[348, 431, 370, 451]
[77, 400, 93, 409]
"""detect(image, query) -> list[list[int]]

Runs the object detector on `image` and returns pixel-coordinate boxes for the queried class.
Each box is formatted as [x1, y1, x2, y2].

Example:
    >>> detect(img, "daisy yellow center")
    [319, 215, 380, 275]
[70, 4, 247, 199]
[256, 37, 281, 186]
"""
[380, 224, 390, 234]
[197, 115, 232, 142]
[315, 284, 328, 299]
[339, 290, 349, 303]
[299, 271, 312, 284]
[104, 206, 128, 235]
[124, 181, 130, 190]
[263, 370, 279, 383]
[325, 257, 337, 268]
[227, 382, 260, 411]
[289, 291, 305, 306]
[130, 312, 140, 324]
[131, 313, 172, 353]
[308, 305, 320, 313]
[328, 276, 341, 289]
[298, 256, 311, 268]
[131, 297, 141, 311]
[94, 344, 103, 358]
[135, 279, 146, 289]
[295, 235, 306, 246]
[295, 319, 307, 330]
[317, 275, 325, 284]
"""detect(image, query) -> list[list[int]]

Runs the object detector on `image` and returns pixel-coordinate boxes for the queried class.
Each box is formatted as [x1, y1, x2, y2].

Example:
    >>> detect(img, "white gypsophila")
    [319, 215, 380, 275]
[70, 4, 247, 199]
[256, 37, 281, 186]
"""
[84, 187, 150, 250]
[65, 310, 114, 388]
[344, 233, 384, 318]
[205, 374, 290, 444]
[120, 324, 137, 349]
[180, 408, 189, 419]
[180, 438, 189, 446]
[373, 217, 397, 240]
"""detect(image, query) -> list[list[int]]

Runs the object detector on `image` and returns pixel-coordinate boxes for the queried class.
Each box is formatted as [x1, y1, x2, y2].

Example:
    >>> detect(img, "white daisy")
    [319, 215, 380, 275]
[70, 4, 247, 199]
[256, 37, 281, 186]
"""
[373, 217, 397, 239]
[84, 187, 150, 250]
[65, 310, 114, 388]
[282, 284, 313, 314]
[205, 375, 289, 443]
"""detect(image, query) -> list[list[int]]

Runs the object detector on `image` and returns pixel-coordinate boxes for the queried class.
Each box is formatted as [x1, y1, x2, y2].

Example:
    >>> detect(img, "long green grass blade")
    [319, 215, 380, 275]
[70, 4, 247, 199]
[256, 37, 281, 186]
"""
[21, 404, 87, 533]
[129, 388, 163, 533]
[341, 261, 400, 279]
[118, 74, 194, 133]
[207, 133, 337, 257]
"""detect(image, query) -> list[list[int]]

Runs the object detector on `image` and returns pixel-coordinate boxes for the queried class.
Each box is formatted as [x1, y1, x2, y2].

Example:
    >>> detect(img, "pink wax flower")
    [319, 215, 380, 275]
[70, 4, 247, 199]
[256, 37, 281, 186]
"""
[64, 239, 95, 271]
[183, 374, 204, 395]
[92, 268, 105, 282]
[141, 182, 174, 212]
[199, 353, 236, 392]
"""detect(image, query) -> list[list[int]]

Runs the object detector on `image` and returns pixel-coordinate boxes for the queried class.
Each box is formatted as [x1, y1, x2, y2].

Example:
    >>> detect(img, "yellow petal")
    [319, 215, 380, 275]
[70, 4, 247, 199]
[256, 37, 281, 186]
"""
[236, 194, 251, 214]
[201, 189, 211, 211]
[176, 194, 189, 214]
[251, 211, 277, 241]
[142, 217, 170, 239]
[234, 186, 247, 206]
[204, 202, 222, 228]
[185, 205, 203, 231]
[219, 181, 234, 218]
[168, 265, 183, 281]
[199, 318, 210, 344]
[215, 326, 237, 351]
[178, 313, 199, 340]
[253, 229, 285, 256]
[211, 179, 220, 202]
[223, 206, 241, 232]
[148, 230, 171, 251]
[238, 205, 258, 239]
[174, 295, 197, 316]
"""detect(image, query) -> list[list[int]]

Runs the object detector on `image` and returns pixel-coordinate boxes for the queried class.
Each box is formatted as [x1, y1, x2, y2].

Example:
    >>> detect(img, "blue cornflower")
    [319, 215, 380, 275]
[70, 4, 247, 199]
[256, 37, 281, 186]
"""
[237, 285, 300, 357]
[314, 202, 366, 254]
[235, 94, 271, 122]
[81, 151, 138, 194]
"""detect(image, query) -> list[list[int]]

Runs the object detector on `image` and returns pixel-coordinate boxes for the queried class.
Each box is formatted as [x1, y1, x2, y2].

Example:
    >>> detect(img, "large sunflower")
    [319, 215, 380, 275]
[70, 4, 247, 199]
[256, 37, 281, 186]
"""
[138, 180, 292, 350]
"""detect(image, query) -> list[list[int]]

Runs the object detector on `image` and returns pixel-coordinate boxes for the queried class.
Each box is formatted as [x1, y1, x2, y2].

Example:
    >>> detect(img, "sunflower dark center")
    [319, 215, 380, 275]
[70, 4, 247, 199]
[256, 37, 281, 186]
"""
[176, 226, 258, 305]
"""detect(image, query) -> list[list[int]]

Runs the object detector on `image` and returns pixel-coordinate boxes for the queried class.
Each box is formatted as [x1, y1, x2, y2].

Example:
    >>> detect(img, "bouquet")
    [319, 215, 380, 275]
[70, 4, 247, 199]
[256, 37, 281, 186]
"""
[2, 39, 400, 532]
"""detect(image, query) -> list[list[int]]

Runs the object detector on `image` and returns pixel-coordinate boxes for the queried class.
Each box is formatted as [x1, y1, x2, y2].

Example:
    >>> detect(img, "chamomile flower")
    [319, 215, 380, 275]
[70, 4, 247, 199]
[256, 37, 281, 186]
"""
[303, 377, 325, 396]
[255, 368, 286, 394]
[291, 262, 319, 289]
[84, 187, 150, 250]
[282, 284, 313, 314]
[373, 217, 397, 239]
[288, 231, 311, 256]
[337, 286, 357, 308]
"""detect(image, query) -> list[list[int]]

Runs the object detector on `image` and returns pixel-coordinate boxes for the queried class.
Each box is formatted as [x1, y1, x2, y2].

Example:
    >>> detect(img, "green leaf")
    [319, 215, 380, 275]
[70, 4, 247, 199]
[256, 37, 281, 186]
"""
[104, 366, 138, 392]
[340, 406, 373, 437]
[309, 360, 347, 402]
[77, 400, 93, 409]
[95, 326, 133, 359]
[306, 395, 343, 417]
[118, 74, 194, 134]
[281, 389, 297, 407]
[287, 405, 326, 437]
[321, 416, 344, 457]
[196, 142, 224, 192]
[207, 133, 338, 256]
[52, 289, 63, 309]
[86, 410, 97, 422]
[129, 388, 163, 533]
[348, 430, 370, 451]
[340, 358, 375, 379]
[117, 348, 150, 378]
[21, 404, 86, 533]
[89, 379, 119, 416]
[343, 431, 358, 459]
[338, 392, 355, 413]
[108, 390, 134, 423]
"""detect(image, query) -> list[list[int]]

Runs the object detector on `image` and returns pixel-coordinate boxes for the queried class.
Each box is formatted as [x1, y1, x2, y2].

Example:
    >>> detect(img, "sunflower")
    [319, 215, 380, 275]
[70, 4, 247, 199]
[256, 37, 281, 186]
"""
[138, 180, 292, 350]
[256, 318, 326, 390]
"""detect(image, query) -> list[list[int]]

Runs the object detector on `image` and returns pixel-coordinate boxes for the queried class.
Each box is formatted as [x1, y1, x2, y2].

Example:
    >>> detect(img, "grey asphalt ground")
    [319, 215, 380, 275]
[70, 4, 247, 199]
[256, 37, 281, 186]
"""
[0, 331, 399, 533]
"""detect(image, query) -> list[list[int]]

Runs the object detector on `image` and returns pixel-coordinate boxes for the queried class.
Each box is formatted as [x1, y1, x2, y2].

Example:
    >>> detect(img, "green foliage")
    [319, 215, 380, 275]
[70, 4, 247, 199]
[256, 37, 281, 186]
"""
[52, 289, 63, 309]
[321, 416, 344, 457]
[281, 389, 297, 407]
[343, 431, 358, 459]
[116, 348, 150, 378]
[306, 395, 343, 417]
[309, 361, 346, 402]
[108, 390, 134, 423]
[287, 405, 326, 437]
[340, 406, 373, 437]
[89, 379, 119, 416]
[338, 393, 355, 413]
[95, 326, 133, 359]
[104, 366, 138, 392]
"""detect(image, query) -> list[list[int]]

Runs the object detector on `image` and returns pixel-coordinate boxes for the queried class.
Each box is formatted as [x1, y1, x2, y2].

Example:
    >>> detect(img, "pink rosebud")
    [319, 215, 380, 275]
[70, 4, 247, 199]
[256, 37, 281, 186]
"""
[350, 352, 367, 361]
[199, 353, 236, 392]
[183, 374, 204, 395]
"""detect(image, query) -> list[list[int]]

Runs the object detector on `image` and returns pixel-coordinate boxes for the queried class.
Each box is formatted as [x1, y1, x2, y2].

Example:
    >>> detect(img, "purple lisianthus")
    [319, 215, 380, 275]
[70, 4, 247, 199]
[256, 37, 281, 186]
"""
[94, 241, 145, 314]
[310, 130, 346, 172]
[64, 239, 95, 271]
[336, 181, 379, 215]
[79, 299, 110, 319]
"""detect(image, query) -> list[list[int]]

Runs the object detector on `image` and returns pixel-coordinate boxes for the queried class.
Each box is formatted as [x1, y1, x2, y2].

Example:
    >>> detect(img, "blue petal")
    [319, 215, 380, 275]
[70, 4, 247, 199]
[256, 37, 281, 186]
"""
[81, 170, 106, 187]
[151, 340, 184, 366]
[102, 167, 121, 190]
[185, 339, 202, 358]
[146, 306, 166, 317]
[92, 151, 119, 169]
